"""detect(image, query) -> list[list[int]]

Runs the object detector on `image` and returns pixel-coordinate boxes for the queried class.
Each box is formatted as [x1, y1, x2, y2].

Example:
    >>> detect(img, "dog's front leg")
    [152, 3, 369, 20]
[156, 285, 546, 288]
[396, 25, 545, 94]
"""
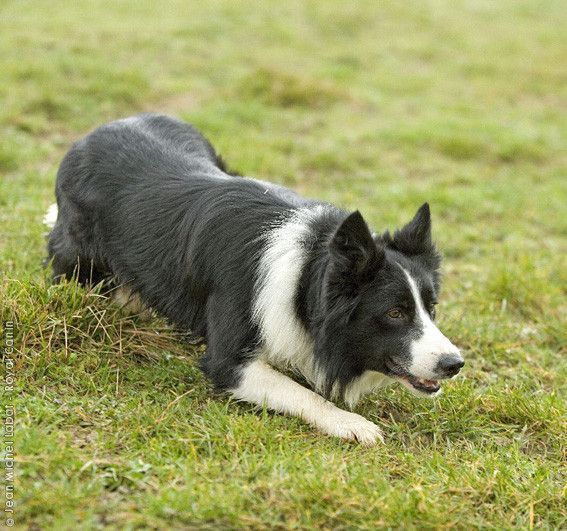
[231, 360, 383, 445]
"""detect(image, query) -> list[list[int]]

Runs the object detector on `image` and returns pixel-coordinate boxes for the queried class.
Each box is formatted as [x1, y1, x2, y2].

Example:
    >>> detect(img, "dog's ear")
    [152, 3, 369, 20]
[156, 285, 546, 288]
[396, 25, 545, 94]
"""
[384, 202, 433, 255]
[329, 211, 384, 284]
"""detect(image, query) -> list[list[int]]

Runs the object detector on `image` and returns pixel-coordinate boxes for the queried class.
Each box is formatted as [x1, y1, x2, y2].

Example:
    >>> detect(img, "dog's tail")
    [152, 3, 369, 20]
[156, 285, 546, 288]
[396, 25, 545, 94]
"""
[43, 203, 58, 229]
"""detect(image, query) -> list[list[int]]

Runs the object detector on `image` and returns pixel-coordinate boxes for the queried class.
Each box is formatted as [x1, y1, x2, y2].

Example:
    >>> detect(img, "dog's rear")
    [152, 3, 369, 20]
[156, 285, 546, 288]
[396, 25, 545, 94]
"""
[47, 114, 223, 284]
[45, 113, 302, 339]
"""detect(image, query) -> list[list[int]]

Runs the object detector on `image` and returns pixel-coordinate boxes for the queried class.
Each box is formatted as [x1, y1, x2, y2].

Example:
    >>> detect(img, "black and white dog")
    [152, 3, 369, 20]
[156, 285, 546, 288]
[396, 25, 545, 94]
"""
[45, 113, 463, 445]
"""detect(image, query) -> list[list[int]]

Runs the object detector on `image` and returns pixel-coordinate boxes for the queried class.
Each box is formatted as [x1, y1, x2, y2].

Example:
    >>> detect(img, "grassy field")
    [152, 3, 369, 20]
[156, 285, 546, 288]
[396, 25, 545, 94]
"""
[1, 0, 566, 528]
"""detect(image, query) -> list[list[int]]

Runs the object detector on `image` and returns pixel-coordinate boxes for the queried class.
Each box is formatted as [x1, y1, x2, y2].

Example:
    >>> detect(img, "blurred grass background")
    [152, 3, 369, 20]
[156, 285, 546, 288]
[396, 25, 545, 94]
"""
[0, 0, 566, 528]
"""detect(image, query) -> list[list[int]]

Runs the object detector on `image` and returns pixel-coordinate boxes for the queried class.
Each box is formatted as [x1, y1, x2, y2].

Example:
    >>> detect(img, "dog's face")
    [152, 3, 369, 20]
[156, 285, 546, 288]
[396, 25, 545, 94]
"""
[325, 203, 463, 397]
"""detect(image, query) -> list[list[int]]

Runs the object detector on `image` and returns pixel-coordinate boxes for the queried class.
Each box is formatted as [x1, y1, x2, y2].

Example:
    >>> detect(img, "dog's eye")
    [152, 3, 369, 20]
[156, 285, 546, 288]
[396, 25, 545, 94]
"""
[387, 308, 404, 319]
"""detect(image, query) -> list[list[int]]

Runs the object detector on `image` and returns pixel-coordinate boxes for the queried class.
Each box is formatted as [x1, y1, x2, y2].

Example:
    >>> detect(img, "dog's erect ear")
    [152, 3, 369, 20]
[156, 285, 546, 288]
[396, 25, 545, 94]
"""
[330, 211, 384, 282]
[385, 202, 433, 255]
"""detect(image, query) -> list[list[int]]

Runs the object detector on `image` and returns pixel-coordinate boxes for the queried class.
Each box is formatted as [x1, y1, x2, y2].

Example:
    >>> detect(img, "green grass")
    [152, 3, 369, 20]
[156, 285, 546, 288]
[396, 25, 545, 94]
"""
[1, 0, 566, 528]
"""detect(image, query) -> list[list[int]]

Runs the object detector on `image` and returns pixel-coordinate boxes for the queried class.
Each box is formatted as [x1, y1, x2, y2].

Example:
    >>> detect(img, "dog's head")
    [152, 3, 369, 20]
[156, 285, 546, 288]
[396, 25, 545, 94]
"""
[320, 203, 463, 398]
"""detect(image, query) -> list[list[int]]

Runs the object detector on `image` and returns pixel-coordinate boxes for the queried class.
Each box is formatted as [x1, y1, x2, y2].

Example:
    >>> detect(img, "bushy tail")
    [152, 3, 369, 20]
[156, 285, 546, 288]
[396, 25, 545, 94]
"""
[43, 203, 58, 229]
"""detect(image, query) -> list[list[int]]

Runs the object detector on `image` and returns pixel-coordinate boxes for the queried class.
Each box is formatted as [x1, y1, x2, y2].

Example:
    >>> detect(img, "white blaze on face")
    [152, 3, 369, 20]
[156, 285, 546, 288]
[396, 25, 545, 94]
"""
[401, 267, 460, 379]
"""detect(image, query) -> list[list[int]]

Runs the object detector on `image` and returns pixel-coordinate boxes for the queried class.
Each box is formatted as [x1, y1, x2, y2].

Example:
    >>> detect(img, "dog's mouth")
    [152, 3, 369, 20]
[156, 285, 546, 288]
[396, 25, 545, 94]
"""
[385, 359, 441, 396]
[400, 375, 440, 395]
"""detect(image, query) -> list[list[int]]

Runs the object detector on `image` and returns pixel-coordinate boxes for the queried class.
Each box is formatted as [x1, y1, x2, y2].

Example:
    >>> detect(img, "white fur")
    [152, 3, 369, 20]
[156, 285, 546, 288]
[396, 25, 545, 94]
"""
[116, 116, 144, 126]
[43, 203, 58, 229]
[232, 359, 383, 445]
[252, 206, 327, 391]
[402, 268, 461, 379]
[343, 370, 392, 409]
[44, 200, 150, 316]
[113, 285, 150, 316]
[248, 206, 386, 442]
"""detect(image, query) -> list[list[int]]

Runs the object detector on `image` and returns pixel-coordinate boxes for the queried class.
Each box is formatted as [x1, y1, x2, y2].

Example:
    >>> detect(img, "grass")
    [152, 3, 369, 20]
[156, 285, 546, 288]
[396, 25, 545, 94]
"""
[1, 0, 566, 528]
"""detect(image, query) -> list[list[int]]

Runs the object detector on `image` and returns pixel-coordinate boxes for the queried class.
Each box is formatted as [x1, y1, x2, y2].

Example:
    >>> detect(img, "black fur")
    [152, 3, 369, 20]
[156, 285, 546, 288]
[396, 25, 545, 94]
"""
[295, 207, 441, 398]
[48, 113, 444, 401]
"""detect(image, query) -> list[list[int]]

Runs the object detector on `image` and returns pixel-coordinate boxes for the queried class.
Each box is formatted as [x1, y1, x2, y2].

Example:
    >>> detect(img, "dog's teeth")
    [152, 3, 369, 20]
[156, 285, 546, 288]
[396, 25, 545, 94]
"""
[416, 378, 439, 388]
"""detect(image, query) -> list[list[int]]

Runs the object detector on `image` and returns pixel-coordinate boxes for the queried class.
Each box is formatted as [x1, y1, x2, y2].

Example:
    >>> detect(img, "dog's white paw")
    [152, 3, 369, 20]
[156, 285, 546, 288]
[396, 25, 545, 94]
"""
[318, 410, 384, 446]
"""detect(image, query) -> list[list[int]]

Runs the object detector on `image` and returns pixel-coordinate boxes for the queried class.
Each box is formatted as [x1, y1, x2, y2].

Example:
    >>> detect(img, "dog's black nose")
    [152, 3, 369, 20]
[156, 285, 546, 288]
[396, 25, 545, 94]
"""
[436, 355, 465, 377]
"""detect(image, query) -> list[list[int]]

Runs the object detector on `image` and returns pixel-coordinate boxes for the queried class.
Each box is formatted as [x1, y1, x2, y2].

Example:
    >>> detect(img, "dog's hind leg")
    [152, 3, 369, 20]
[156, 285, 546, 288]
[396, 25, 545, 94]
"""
[45, 204, 109, 287]
[112, 285, 151, 317]
[231, 359, 384, 446]
[48, 240, 108, 286]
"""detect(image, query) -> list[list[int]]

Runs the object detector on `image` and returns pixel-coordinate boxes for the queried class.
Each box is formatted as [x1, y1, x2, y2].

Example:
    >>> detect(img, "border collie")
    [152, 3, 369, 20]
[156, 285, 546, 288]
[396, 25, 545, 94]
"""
[45, 113, 463, 445]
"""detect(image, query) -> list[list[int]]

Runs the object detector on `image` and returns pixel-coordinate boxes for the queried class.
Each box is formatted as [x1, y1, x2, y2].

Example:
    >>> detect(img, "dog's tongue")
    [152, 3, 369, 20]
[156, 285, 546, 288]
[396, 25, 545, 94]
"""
[416, 378, 439, 390]
[407, 376, 440, 392]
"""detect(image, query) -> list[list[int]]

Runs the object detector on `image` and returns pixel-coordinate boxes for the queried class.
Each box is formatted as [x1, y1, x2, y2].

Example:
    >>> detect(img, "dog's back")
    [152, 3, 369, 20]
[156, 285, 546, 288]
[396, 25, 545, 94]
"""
[47, 114, 315, 336]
